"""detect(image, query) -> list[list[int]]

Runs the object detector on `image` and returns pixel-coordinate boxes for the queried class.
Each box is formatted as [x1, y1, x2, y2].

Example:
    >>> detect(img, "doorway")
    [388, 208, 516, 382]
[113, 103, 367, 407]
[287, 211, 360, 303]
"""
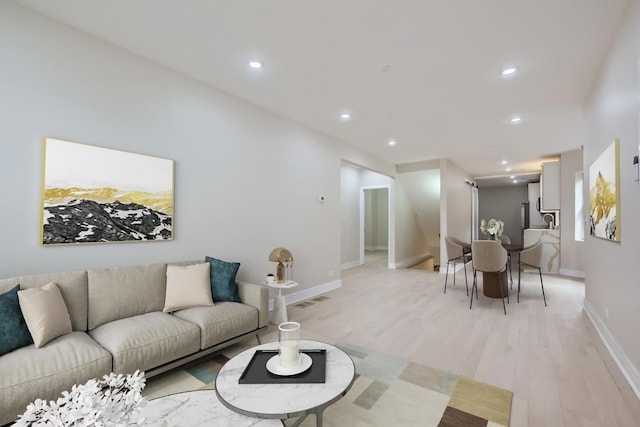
[361, 187, 390, 267]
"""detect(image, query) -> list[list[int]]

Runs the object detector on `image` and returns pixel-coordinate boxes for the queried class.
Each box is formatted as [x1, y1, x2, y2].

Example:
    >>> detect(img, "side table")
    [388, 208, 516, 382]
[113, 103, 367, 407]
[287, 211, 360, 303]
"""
[264, 280, 298, 325]
[216, 340, 355, 427]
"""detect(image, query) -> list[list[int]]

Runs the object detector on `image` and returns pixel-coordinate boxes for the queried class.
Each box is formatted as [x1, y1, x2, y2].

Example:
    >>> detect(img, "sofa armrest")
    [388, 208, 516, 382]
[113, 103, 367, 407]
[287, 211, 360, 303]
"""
[237, 281, 269, 329]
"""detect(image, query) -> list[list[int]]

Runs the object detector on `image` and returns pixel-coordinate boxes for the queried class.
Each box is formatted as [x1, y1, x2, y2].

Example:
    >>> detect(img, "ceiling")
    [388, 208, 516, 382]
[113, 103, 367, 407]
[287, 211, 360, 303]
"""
[15, 0, 629, 186]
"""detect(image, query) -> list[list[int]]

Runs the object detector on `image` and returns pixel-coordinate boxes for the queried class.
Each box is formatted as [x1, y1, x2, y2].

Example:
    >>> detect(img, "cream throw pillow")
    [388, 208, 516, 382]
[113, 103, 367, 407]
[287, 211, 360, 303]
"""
[163, 263, 214, 312]
[18, 282, 72, 348]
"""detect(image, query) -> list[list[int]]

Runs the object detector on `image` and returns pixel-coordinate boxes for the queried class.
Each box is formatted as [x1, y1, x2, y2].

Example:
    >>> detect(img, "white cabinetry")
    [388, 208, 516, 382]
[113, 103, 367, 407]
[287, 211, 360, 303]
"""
[527, 183, 546, 227]
[541, 161, 560, 210]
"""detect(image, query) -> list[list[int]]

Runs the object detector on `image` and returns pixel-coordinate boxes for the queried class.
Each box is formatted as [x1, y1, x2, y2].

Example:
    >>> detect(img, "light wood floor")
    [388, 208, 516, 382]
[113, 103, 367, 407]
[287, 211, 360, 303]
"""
[285, 259, 640, 426]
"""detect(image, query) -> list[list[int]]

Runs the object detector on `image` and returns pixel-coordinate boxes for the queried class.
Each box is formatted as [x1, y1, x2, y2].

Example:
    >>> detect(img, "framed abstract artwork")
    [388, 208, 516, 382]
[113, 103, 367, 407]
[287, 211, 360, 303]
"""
[589, 139, 620, 241]
[40, 138, 174, 245]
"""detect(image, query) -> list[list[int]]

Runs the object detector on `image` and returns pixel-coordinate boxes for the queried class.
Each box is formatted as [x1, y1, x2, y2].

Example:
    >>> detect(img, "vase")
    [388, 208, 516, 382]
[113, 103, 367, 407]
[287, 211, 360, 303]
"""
[489, 234, 499, 241]
[278, 322, 300, 368]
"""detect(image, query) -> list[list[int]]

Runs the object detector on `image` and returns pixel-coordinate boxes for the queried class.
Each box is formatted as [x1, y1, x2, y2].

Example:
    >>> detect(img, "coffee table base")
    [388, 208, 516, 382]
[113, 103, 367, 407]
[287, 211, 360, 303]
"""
[289, 405, 325, 427]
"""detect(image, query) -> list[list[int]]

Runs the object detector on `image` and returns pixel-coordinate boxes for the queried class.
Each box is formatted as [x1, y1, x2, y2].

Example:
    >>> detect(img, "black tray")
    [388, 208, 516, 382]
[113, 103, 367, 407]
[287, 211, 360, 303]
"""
[238, 349, 326, 384]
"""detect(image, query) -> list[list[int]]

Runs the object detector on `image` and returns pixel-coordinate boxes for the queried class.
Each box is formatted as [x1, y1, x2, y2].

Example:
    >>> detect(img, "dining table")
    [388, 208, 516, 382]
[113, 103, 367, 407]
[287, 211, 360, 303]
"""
[482, 243, 523, 298]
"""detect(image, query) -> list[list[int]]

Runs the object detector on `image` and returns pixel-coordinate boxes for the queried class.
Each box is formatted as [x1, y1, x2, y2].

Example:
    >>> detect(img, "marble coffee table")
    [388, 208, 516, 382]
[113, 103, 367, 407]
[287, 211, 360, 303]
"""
[139, 389, 282, 426]
[216, 340, 356, 427]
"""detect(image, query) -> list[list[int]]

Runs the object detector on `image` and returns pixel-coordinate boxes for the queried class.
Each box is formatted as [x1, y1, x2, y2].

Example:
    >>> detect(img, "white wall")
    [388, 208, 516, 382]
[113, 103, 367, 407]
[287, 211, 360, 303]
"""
[440, 160, 474, 266]
[392, 181, 430, 267]
[364, 188, 388, 250]
[396, 169, 440, 249]
[0, 3, 398, 295]
[582, 0, 640, 397]
[340, 163, 361, 267]
[559, 149, 585, 276]
[340, 164, 413, 269]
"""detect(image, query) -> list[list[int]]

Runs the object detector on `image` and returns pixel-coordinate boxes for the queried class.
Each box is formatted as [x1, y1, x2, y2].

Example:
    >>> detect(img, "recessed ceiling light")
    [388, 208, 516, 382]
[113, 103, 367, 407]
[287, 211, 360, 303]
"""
[512, 179, 518, 184]
[248, 61, 262, 69]
[506, 167, 512, 172]
[501, 160, 508, 165]
[388, 139, 397, 147]
[510, 116, 522, 124]
[501, 66, 518, 77]
[340, 112, 351, 121]
[509, 175, 515, 179]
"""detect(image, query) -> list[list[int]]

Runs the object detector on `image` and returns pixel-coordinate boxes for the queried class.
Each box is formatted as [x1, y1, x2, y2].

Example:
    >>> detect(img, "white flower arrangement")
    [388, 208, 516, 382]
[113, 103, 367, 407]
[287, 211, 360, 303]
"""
[15, 370, 146, 427]
[480, 218, 504, 239]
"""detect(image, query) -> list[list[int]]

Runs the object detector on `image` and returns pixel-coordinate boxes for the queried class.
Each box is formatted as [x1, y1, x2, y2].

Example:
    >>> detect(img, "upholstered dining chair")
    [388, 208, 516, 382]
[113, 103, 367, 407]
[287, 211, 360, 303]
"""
[444, 236, 471, 296]
[499, 234, 513, 287]
[517, 241, 547, 306]
[499, 235, 511, 244]
[470, 240, 509, 315]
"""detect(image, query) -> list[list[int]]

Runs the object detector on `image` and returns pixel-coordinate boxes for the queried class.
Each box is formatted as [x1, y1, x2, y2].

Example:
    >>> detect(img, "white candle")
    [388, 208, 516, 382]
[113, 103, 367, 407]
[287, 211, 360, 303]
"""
[279, 340, 299, 368]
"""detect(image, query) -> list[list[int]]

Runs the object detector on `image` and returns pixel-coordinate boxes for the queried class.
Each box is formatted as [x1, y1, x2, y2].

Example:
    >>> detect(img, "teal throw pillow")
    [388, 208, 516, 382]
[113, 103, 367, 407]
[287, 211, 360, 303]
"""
[0, 284, 34, 356]
[205, 256, 241, 302]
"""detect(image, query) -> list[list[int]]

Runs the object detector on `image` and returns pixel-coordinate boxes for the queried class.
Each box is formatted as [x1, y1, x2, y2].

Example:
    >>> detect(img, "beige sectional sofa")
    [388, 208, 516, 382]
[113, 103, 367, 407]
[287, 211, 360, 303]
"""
[0, 260, 269, 425]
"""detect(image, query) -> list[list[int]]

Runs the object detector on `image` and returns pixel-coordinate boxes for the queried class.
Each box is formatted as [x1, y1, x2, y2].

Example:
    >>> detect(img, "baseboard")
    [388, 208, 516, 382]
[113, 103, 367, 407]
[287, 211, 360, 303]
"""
[559, 268, 585, 278]
[364, 245, 388, 251]
[340, 260, 361, 270]
[393, 253, 432, 269]
[269, 279, 342, 311]
[584, 300, 640, 399]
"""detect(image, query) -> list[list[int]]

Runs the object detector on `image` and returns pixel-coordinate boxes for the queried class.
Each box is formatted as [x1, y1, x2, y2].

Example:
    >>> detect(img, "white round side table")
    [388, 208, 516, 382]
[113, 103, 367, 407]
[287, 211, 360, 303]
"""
[264, 280, 298, 325]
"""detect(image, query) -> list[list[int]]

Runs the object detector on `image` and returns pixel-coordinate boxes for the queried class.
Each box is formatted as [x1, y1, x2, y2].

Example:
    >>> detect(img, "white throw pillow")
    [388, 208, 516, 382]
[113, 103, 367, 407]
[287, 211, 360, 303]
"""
[18, 282, 72, 348]
[163, 263, 214, 312]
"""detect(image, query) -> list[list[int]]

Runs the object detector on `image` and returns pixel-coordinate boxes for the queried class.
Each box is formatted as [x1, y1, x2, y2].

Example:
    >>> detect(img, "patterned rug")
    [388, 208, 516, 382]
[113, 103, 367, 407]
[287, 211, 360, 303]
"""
[144, 340, 512, 427]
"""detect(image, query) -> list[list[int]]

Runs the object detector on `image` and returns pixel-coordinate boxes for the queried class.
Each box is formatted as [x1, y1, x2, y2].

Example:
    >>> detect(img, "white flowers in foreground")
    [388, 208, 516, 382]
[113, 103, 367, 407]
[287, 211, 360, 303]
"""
[15, 370, 146, 427]
[480, 218, 504, 238]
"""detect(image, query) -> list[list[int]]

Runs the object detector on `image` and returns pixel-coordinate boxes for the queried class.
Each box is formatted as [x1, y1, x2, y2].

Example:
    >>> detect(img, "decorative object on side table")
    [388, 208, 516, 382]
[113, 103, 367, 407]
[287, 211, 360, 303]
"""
[15, 370, 146, 427]
[277, 321, 300, 368]
[268, 247, 293, 283]
[265, 321, 312, 376]
[480, 218, 504, 241]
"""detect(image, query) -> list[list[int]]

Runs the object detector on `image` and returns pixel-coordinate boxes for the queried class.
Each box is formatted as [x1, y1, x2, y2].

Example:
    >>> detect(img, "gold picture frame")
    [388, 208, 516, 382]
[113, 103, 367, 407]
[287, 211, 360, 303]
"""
[40, 138, 174, 245]
[589, 139, 620, 241]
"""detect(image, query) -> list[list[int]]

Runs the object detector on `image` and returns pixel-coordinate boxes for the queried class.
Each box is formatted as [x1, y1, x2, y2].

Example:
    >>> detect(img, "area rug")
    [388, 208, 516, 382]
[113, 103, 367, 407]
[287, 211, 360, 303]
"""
[144, 341, 512, 427]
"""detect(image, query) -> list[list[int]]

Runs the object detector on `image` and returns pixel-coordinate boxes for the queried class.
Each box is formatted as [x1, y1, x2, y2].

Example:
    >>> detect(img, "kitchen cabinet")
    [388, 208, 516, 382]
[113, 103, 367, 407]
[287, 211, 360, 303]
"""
[523, 229, 560, 273]
[527, 183, 546, 227]
[541, 161, 560, 210]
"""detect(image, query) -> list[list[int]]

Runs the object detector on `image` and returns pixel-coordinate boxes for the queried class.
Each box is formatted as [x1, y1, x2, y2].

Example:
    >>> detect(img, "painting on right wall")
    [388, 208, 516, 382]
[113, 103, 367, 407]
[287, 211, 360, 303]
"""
[589, 139, 620, 241]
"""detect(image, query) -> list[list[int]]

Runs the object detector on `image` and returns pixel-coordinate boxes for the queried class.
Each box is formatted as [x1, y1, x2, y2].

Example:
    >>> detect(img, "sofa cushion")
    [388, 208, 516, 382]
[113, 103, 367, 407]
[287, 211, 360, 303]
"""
[173, 302, 258, 349]
[88, 263, 166, 330]
[0, 331, 112, 425]
[163, 263, 213, 312]
[0, 270, 88, 331]
[205, 256, 240, 302]
[18, 282, 73, 348]
[0, 285, 33, 356]
[88, 311, 200, 374]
